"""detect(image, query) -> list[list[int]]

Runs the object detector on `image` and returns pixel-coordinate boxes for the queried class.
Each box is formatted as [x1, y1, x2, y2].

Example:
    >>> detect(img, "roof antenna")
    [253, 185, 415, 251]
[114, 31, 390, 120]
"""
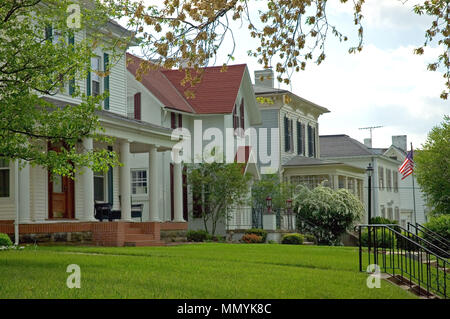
[358, 126, 383, 146]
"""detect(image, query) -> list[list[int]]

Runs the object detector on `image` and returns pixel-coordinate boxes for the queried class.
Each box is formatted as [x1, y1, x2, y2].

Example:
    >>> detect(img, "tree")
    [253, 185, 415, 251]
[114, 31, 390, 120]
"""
[252, 174, 295, 213]
[294, 184, 364, 245]
[187, 160, 252, 235]
[0, 0, 129, 177]
[414, 115, 450, 216]
[122, 0, 449, 99]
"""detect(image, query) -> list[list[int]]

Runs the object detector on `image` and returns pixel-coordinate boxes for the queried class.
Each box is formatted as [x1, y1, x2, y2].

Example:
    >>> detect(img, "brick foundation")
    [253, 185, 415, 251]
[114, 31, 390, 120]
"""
[0, 220, 187, 246]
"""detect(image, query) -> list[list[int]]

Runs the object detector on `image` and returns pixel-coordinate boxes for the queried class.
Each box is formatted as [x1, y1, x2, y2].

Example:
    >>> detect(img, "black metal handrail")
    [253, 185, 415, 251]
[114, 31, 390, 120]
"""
[386, 223, 450, 259]
[357, 224, 448, 299]
[409, 222, 450, 248]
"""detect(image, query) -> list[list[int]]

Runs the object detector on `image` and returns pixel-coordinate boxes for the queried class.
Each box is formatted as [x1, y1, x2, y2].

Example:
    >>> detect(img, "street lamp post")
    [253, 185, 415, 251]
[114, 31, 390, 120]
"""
[286, 199, 293, 230]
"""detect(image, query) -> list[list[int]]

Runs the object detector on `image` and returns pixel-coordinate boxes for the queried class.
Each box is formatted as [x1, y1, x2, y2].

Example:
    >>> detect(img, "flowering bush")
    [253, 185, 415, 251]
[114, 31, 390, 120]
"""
[294, 184, 364, 245]
[241, 234, 263, 243]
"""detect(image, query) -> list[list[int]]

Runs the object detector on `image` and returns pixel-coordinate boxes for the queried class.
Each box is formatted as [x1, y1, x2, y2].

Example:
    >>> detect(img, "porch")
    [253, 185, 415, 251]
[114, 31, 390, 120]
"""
[2, 111, 188, 246]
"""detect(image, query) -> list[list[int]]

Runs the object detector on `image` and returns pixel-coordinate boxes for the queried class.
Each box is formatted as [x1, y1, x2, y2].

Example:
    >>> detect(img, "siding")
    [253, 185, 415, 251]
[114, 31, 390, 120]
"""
[30, 165, 48, 221]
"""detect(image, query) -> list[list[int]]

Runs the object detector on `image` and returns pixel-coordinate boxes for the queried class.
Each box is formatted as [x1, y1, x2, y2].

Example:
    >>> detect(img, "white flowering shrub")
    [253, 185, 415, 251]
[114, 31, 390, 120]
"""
[294, 184, 364, 245]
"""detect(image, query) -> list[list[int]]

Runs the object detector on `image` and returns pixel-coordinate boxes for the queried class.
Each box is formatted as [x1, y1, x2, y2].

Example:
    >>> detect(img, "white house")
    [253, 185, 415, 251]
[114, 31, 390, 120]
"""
[0, 21, 185, 246]
[319, 134, 427, 225]
[126, 54, 262, 236]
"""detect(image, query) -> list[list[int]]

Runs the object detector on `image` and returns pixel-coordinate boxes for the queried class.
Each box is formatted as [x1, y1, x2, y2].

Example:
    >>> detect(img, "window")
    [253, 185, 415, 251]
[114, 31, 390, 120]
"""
[94, 171, 106, 202]
[91, 56, 101, 97]
[387, 207, 393, 220]
[0, 159, 10, 197]
[357, 179, 363, 201]
[380, 205, 386, 219]
[308, 124, 316, 157]
[284, 116, 293, 152]
[232, 99, 245, 135]
[348, 178, 355, 194]
[338, 176, 345, 189]
[131, 169, 148, 195]
[395, 207, 400, 221]
[290, 175, 329, 189]
[378, 166, 384, 190]
[386, 169, 392, 191]
[393, 171, 398, 192]
[171, 112, 182, 129]
[297, 121, 304, 155]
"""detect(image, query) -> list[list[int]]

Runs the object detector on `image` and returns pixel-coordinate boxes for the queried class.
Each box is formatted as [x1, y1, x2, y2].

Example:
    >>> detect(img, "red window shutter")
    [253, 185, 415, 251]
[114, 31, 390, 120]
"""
[171, 112, 176, 129]
[134, 93, 141, 120]
[178, 114, 182, 128]
[240, 98, 245, 130]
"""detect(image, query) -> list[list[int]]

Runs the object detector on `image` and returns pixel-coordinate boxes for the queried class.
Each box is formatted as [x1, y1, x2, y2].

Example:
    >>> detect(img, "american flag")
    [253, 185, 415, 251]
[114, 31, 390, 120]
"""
[399, 150, 414, 180]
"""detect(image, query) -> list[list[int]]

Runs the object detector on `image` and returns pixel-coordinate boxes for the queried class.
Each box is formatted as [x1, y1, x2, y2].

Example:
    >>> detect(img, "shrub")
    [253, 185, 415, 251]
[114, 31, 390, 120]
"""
[424, 215, 450, 243]
[244, 228, 267, 242]
[370, 217, 397, 225]
[0, 233, 13, 247]
[241, 233, 263, 243]
[303, 234, 316, 243]
[186, 230, 211, 242]
[281, 233, 304, 245]
[360, 229, 396, 249]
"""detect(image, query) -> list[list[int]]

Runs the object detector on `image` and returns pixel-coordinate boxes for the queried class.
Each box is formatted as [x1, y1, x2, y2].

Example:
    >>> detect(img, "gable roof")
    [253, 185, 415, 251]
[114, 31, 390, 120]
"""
[162, 65, 246, 114]
[319, 134, 375, 157]
[126, 53, 247, 114]
[126, 53, 194, 113]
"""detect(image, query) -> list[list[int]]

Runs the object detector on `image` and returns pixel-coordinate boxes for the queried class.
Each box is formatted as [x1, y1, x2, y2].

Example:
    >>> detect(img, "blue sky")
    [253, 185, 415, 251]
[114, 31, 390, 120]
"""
[134, 0, 448, 150]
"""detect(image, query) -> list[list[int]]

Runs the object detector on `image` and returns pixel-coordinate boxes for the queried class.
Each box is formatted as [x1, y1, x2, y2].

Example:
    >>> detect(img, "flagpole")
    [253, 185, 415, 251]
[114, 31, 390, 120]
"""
[411, 142, 417, 225]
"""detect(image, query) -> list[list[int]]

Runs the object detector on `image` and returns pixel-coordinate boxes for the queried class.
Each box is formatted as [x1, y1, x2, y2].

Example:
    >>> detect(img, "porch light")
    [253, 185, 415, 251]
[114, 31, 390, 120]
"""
[286, 199, 293, 210]
[266, 196, 272, 213]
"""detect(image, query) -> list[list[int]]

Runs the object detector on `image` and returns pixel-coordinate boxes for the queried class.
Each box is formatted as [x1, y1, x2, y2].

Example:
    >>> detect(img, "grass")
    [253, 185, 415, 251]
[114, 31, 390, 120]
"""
[0, 243, 417, 299]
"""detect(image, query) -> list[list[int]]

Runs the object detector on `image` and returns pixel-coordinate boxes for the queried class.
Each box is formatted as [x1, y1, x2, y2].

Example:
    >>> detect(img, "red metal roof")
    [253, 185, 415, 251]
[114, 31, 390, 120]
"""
[126, 53, 246, 114]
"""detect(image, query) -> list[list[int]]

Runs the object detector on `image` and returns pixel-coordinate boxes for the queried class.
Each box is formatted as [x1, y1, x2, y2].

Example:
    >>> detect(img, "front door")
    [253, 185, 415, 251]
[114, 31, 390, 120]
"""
[47, 142, 75, 219]
[48, 173, 74, 219]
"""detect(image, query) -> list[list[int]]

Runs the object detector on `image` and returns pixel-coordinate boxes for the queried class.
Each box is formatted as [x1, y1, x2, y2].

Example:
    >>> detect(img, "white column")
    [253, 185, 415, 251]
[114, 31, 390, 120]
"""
[18, 162, 31, 223]
[172, 162, 184, 222]
[82, 138, 96, 221]
[148, 145, 160, 222]
[120, 140, 131, 221]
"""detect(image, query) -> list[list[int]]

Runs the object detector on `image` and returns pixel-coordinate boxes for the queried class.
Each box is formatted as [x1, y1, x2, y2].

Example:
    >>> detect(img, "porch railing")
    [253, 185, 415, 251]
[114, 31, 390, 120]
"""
[227, 206, 253, 230]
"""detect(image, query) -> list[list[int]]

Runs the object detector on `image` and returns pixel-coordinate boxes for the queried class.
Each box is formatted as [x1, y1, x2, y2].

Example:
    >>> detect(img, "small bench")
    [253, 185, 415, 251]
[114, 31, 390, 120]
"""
[94, 202, 121, 222]
[131, 204, 143, 222]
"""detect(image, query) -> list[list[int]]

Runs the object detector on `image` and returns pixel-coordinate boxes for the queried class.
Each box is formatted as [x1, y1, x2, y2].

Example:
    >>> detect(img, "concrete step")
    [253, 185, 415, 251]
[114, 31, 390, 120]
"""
[124, 240, 165, 247]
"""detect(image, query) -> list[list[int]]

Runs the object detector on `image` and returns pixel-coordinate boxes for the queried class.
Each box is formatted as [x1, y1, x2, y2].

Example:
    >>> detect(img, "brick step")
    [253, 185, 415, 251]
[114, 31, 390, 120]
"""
[126, 227, 144, 234]
[125, 233, 155, 241]
[124, 240, 165, 247]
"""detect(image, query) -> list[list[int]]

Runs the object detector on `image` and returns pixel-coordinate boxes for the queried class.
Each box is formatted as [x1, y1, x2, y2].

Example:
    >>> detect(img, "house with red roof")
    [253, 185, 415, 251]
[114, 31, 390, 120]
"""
[126, 54, 261, 236]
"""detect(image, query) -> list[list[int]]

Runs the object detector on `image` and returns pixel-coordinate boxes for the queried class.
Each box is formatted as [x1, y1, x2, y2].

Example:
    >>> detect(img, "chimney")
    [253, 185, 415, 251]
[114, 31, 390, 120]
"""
[364, 138, 372, 148]
[392, 135, 407, 151]
[254, 69, 274, 88]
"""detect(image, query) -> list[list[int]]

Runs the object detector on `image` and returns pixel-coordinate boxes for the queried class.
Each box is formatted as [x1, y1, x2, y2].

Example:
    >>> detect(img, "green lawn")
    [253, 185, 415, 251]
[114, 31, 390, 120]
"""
[0, 243, 416, 299]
